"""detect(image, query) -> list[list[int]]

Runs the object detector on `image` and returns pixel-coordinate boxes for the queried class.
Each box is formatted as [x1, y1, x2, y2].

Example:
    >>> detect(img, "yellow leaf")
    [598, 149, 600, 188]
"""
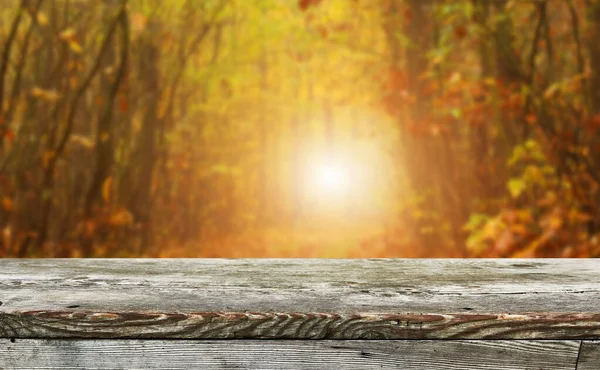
[511, 241, 539, 258]
[130, 12, 148, 33]
[507, 178, 526, 198]
[516, 209, 533, 223]
[70, 134, 95, 150]
[430, 53, 443, 67]
[68, 40, 82, 54]
[102, 176, 113, 203]
[31, 87, 60, 102]
[482, 218, 505, 240]
[544, 82, 561, 99]
[483, 77, 496, 87]
[59, 28, 76, 41]
[448, 72, 461, 85]
[37, 12, 49, 26]
[548, 216, 563, 230]
[109, 208, 134, 227]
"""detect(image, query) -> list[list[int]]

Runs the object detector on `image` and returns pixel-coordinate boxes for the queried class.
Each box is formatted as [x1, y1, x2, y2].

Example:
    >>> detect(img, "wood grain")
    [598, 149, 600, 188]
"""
[1, 259, 599, 339]
[577, 341, 600, 370]
[0, 339, 582, 370]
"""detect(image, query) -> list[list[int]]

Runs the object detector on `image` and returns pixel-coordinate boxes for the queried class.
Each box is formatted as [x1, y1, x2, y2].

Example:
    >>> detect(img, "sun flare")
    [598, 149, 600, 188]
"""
[298, 137, 395, 219]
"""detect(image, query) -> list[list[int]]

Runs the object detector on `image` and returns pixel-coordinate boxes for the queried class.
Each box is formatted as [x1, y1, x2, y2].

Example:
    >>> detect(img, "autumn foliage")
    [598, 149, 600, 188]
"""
[1, 0, 600, 258]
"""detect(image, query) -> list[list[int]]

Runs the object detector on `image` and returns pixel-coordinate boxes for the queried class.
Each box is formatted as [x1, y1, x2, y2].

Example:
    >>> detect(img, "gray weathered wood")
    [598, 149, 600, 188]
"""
[1, 259, 600, 339]
[577, 341, 600, 370]
[0, 339, 582, 370]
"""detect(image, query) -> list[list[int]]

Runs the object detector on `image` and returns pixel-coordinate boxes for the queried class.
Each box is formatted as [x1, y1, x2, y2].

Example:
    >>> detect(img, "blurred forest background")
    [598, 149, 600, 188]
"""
[1, 0, 600, 258]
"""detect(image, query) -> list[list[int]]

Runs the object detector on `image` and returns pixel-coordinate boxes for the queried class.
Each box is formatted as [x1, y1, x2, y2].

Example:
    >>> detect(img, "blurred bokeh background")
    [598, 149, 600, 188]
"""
[1, 0, 599, 257]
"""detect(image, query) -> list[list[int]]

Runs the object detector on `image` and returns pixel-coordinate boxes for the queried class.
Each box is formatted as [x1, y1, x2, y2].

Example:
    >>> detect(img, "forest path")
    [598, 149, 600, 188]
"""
[176, 216, 428, 258]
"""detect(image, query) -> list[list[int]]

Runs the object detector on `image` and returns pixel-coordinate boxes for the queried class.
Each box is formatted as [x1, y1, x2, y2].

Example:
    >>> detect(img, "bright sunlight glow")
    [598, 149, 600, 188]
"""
[301, 152, 359, 214]
[315, 161, 349, 195]
[296, 115, 398, 219]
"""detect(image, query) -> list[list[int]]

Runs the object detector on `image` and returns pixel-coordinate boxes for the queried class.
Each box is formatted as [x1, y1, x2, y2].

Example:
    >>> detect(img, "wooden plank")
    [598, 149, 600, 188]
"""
[1, 259, 600, 339]
[577, 341, 600, 370]
[0, 339, 582, 370]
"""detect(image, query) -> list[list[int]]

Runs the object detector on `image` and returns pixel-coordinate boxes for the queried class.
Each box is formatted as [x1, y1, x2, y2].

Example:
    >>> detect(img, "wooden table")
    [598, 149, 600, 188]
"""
[0, 259, 599, 369]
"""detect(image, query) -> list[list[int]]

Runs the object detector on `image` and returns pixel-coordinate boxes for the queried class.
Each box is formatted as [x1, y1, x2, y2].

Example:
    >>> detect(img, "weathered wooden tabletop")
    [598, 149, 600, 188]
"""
[0, 259, 599, 369]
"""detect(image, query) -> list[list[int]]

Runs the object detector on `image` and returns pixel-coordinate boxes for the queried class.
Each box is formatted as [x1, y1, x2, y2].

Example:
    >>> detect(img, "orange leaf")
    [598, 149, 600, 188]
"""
[525, 113, 537, 124]
[102, 176, 113, 203]
[2, 197, 13, 211]
[298, 0, 309, 10]
[404, 8, 412, 23]
[2, 129, 15, 142]
[319, 27, 328, 39]
[298, 0, 321, 11]
[119, 96, 129, 112]
[43, 151, 55, 168]
[58, 28, 76, 41]
[389, 68, 406, 90]
[130, 12, 148, 32]
[587, 113, 600, 133]
[109, 207, 134, 227]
